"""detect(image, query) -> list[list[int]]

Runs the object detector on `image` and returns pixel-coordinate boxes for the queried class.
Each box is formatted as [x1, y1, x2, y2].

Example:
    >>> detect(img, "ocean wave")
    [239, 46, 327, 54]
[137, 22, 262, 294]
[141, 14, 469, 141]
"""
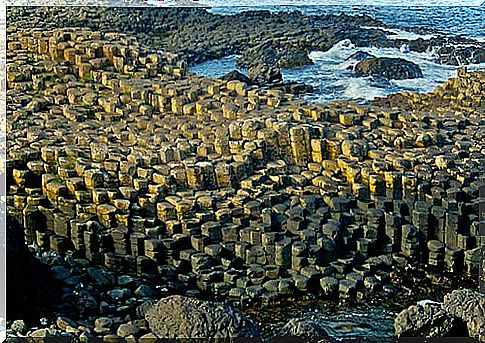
[297, 39, 485, 103]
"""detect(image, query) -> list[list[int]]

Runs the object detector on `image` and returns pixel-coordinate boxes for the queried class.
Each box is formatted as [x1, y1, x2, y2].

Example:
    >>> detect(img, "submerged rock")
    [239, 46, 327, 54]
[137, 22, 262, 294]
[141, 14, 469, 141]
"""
[279, 318, 329, 337]
[354, 57, 423, 79]
[145, 295, 259, 338]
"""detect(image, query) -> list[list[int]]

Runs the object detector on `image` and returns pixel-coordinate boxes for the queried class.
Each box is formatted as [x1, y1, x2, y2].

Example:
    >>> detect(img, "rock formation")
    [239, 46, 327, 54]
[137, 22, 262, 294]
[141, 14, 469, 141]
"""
[394, 289, 484, 340]
[354, 57, 423, 80]
[5, 6, 483, 341]
[145, 295, 259, 338]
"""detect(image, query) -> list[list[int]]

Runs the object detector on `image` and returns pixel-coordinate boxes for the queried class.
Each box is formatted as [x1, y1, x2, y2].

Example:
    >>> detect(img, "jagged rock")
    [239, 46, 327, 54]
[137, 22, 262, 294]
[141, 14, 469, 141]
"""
[86, 267, 114, 288]
[134, 285, 156, 298]
[117, 323, 140, 338]
[442, 289, 485, 340]
[279, 318, 329, 337]
[95, 317, 114, 334]
[355, 57, 423, 79]
[248, 62, 282, 85]
[394, 303, 467, 338]
[145, 295, 259, 338]
[220, 70, 252, 84]
[29, 328, 54, 338]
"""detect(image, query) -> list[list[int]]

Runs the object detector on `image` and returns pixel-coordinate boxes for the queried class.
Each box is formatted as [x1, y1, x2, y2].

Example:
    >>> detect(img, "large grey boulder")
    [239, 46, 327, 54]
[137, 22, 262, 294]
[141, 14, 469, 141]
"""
[355, 57, 423, 80]
[144, 295, 259, 338]
[394, 303, 467, 338]
[442, 289, 485, 340]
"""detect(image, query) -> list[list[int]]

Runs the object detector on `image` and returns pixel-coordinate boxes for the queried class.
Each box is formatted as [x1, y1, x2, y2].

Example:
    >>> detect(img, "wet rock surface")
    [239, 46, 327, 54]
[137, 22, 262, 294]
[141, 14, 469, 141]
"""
[145, 295, 259, 338]
[220, 70, 253, 84]
[354, 57, 423, 80]
[394, 303, 467, 338]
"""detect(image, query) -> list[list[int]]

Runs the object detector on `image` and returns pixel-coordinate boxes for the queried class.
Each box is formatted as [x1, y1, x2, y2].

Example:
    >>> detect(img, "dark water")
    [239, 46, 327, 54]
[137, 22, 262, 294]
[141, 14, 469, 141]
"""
[253, 303, 397, 341]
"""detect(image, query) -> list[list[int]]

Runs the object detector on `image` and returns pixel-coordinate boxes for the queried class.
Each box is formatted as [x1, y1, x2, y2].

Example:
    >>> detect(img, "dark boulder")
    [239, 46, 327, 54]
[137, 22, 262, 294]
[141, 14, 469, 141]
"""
[355, 57, 423, 80]
[238, 41, 313, 70]
[238, 41, 280, 67]
[219, 70, 252, 84]
[470, 47, 485, 63]
[248, 62, 283, 85]
[145, 295, 259, 338]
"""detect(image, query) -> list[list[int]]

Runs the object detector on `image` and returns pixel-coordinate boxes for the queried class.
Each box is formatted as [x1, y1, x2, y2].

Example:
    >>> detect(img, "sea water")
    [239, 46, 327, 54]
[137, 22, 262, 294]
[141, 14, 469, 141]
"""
[190, 4, 485, 103]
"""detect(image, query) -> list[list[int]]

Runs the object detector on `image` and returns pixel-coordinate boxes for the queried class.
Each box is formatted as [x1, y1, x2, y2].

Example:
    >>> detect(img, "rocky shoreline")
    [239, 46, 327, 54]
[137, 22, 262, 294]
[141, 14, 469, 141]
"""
[6, 6, 484, 341]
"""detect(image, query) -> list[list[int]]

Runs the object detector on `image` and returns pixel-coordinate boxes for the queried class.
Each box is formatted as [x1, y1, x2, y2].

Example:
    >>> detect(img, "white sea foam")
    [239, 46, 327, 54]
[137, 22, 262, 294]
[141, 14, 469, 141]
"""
[296, 38, 485, 103]
[191, 38, 485, 104]
[417, 300, 442, 307]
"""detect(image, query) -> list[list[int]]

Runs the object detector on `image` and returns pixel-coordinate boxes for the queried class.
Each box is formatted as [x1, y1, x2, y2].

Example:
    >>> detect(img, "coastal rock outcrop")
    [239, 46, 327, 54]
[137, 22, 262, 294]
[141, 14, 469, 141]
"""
[436, 45, 485, 65]
[394, 303, 467, 338]
[394, 289, 484, 340]
[355, 57, 423, 79]
[442, 289, 484, 340]
[144, 295, 260, 338]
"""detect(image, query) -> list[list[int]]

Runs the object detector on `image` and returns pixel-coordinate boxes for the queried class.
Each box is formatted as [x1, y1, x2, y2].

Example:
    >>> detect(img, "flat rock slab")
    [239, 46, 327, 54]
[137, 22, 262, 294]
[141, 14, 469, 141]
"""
[145, 295, 259, 338]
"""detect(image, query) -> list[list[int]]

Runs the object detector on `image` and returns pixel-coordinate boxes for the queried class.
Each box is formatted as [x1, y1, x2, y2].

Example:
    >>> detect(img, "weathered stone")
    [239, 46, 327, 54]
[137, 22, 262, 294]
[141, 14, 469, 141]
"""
[145, 295, 259, 338]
